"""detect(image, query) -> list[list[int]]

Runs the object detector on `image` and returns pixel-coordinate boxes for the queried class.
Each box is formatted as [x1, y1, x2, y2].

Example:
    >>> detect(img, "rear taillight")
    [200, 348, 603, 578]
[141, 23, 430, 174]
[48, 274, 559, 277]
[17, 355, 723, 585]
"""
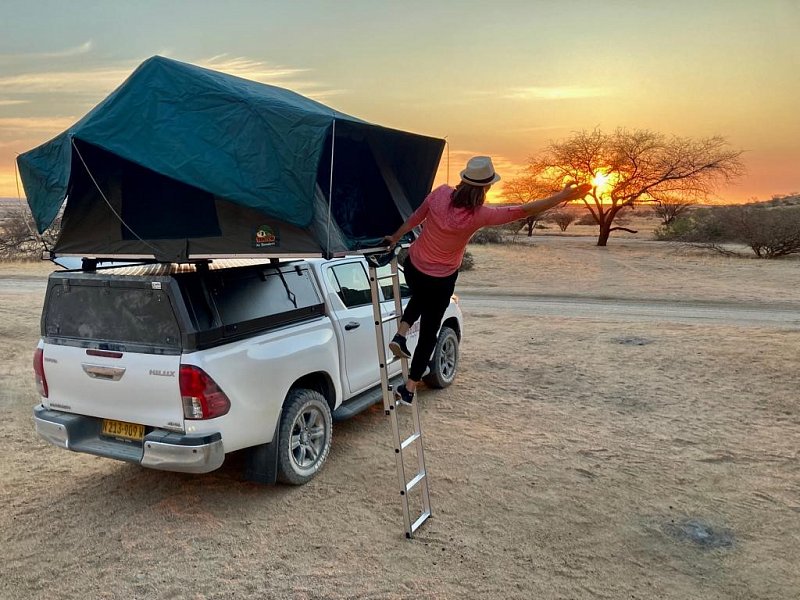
[33, 348, 48, 398]
[179, 365, 230, 419]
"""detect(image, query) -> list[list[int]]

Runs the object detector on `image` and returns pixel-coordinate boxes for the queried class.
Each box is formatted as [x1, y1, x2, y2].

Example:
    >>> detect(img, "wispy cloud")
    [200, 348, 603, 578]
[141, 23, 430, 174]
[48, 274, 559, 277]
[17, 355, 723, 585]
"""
[0, 66, 134, 94]
[199, 54, 309, 82]
[0, 99, 29, 107]
[504, 86, 613, 100]
[198, 54, 345, 102]
[39, 41, 94, 59]
[0, 41, 94, 62]
[0, 54, 344, 103]
[0, 117, 77, 132]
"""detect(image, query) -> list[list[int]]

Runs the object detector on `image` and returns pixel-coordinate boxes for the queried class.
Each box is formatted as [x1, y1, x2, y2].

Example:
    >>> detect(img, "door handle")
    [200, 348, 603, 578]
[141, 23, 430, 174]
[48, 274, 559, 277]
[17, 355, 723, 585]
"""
[344, 321, 360, 331]
[82, 363, 126, 381]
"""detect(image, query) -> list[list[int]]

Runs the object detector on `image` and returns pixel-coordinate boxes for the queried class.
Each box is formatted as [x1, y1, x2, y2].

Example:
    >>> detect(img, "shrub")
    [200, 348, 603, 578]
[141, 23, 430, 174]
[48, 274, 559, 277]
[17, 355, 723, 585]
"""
[544, 206, 581, 231]
[505, 217, 539, 238]
[653, 216, 694, 241]
[676, 205, 800, 258]
[459, 251, 474, 271]
[576, 213, 597, 226]
[614, 214, 630, 226]
[469, 227, 505, 244]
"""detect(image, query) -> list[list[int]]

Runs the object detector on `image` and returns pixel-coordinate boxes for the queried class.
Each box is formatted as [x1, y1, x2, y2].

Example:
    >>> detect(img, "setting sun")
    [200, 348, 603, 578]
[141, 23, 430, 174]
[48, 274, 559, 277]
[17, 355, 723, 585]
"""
[591, 171, 611, 192]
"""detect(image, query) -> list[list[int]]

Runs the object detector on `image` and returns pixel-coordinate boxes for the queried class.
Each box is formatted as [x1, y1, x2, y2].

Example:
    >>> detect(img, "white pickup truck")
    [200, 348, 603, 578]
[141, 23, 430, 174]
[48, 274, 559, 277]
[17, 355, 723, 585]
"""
[32, 256, 463, 485]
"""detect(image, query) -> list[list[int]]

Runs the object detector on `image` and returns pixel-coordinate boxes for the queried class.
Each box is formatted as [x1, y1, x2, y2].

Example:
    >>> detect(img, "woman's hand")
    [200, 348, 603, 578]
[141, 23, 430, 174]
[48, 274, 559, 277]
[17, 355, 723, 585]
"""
[559, 182, 593, 202]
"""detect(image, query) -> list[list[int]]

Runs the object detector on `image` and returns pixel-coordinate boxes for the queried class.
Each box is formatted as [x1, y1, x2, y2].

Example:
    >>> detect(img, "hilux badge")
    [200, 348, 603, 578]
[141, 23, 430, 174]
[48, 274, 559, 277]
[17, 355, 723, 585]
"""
[149, 369, 175, 377]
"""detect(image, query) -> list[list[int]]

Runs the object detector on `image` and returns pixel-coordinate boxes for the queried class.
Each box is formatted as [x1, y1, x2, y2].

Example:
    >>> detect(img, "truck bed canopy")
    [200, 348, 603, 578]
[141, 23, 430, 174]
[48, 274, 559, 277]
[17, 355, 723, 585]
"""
[17, 56, 444, 261]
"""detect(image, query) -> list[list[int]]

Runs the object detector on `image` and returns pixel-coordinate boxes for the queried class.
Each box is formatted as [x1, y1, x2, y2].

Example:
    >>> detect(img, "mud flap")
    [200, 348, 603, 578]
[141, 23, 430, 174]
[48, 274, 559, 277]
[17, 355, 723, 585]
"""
[244, 440, 279, 484]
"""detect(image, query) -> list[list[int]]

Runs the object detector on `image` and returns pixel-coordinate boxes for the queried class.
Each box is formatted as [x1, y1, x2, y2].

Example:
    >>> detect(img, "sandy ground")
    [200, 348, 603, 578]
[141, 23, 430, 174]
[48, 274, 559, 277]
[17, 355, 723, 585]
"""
[1, 231, 799, 599]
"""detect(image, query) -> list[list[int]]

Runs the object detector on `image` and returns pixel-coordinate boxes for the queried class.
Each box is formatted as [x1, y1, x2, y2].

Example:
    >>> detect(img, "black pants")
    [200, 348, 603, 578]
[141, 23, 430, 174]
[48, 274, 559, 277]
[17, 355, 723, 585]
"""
[401, 256, 458, 381]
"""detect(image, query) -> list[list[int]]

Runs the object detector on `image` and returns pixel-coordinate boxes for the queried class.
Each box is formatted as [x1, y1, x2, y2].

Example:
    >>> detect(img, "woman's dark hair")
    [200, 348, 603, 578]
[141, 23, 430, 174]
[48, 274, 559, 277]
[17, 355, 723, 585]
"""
[450, 183, 487, 211]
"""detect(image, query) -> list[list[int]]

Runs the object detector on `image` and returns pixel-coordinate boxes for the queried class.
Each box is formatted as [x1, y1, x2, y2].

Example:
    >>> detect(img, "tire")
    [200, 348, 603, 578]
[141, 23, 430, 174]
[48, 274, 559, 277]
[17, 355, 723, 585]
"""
[423, 326, 459, 389]
[276, 388, 332, 485]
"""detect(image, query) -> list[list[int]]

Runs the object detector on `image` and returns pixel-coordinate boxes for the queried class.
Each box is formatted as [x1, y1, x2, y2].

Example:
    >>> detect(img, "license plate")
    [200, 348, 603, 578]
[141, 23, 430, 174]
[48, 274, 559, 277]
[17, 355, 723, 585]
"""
[101, 419, 145, 441]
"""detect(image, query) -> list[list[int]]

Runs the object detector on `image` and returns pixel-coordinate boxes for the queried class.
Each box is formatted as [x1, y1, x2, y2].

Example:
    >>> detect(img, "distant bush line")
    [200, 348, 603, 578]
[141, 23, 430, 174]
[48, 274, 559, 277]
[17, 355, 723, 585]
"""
[655, 204, 800, 258]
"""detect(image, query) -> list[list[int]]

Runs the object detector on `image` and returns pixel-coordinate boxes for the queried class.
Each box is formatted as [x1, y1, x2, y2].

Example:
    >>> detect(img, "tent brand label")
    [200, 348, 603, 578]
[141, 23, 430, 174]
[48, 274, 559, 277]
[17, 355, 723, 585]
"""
[254, 225, 279, 248]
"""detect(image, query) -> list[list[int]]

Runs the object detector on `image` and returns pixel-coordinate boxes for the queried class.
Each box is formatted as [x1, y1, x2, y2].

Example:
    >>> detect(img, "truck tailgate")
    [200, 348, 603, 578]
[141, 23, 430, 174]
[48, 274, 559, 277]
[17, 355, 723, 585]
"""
[42, 343, 184, 432]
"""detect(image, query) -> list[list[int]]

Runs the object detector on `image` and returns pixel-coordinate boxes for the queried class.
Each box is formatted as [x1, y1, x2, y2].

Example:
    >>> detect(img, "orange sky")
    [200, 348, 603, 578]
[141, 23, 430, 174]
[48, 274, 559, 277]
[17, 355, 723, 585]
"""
[1, 1, 798, 204]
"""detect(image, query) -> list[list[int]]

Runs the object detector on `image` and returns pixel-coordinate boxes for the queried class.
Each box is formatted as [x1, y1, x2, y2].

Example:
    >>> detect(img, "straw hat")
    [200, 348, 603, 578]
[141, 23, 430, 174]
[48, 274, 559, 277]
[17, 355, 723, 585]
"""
[460, 156, 501, 186]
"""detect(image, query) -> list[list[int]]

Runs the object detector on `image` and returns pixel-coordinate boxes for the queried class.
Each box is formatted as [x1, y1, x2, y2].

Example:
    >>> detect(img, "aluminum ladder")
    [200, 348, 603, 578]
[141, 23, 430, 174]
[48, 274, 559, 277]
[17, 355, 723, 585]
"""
[366, 249, 432, 538]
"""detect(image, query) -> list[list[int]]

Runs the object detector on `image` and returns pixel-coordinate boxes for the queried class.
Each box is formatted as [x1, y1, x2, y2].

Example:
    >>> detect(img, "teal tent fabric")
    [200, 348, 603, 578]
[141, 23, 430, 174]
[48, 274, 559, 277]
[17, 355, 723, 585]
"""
[17, 56, 444, 259]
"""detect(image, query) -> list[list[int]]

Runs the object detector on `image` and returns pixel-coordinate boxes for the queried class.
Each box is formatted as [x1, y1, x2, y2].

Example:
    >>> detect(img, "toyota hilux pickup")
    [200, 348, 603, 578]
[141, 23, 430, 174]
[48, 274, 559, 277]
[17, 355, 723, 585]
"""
[32, 256, 463, 484]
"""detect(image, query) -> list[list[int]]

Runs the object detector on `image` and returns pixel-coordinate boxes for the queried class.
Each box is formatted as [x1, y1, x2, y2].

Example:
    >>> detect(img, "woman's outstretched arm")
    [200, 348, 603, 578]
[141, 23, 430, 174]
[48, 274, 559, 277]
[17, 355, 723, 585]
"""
[521, 183, 593, 216]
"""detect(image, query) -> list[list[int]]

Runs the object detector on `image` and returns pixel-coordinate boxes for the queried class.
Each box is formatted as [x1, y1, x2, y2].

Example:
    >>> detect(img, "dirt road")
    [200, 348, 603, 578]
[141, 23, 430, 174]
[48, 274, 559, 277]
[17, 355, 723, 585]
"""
[458, 292, 800, 329]
[3, 273, 797, 329]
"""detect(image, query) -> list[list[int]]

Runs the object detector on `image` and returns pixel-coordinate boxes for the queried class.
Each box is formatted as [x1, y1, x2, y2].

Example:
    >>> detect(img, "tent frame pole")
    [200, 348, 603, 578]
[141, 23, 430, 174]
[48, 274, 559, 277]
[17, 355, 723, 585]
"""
[325, 118, 336, 259]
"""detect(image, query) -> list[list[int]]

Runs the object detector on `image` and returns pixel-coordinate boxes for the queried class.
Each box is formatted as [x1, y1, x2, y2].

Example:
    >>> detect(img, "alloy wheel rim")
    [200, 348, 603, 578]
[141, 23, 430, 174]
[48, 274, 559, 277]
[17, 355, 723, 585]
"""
[439, 337, 456, 381]
[289, 405, 326, 470]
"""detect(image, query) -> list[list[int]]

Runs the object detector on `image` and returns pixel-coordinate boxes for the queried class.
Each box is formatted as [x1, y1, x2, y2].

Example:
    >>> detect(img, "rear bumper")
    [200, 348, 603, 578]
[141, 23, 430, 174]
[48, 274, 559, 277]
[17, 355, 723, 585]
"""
[33, 405, 225, 474]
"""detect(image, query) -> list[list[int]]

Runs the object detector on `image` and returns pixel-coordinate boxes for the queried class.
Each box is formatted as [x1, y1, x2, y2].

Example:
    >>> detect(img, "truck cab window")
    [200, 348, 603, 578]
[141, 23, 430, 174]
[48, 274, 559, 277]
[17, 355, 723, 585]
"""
[328, 263, 372, 308]
[376, 264, 410, 299]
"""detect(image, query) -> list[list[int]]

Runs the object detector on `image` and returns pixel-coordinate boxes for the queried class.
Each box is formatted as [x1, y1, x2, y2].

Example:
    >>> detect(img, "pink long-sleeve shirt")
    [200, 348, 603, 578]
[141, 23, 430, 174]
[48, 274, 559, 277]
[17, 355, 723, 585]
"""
[407, 185, 528, 277]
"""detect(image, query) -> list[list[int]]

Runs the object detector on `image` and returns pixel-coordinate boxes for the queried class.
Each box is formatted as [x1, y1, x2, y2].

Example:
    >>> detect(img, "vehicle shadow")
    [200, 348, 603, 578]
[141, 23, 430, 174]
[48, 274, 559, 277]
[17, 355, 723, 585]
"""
[20, 403, 395, 550]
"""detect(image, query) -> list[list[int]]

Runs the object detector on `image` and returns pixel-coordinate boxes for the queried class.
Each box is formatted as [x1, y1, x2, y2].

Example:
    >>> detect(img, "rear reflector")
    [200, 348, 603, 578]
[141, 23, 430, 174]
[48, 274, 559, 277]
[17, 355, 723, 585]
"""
[33, 347, 49, 398]
[179, 365, 230, 420]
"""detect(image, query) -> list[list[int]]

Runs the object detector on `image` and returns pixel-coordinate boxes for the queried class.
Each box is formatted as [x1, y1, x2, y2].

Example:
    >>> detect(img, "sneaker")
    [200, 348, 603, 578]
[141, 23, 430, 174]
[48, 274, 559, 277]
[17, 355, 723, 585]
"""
[393, 383, 414, 406]
[389, 334, 412, 359]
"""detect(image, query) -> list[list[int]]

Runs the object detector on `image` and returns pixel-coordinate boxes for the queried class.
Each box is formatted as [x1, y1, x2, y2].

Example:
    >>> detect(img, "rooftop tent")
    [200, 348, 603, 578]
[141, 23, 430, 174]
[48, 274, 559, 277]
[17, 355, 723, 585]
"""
[17, 56, 445, 261]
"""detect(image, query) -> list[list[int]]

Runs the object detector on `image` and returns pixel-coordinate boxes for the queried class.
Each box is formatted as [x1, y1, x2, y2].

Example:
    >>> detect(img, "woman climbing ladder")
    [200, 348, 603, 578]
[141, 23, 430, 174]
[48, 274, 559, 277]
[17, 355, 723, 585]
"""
[384, 156, 591, 405]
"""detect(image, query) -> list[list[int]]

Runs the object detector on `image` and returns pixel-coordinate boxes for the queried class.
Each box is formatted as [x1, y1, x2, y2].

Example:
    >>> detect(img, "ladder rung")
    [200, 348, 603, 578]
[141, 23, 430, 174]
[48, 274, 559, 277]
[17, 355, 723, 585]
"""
[381, 314, 398, 324]
[401, 432, 420, 450]
[410, 510, 431, 534]
[405, 470, 426, 493]
[376, 273, 399, 281]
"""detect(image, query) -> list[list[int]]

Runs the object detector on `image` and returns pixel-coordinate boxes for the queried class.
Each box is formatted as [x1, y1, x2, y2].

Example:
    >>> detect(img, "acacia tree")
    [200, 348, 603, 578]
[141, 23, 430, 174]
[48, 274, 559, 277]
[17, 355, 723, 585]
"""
[513, 128, 744, 246]
[499, 171, 553, 236]
[545, 205, 581, 231]
[650, 191, 702, 226]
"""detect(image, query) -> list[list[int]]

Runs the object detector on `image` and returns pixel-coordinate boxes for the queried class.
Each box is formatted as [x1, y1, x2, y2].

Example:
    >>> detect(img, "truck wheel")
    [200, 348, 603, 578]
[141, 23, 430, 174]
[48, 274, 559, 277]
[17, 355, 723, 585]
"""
[277, 388, 332, 485]
[423, 326, 459, 389]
